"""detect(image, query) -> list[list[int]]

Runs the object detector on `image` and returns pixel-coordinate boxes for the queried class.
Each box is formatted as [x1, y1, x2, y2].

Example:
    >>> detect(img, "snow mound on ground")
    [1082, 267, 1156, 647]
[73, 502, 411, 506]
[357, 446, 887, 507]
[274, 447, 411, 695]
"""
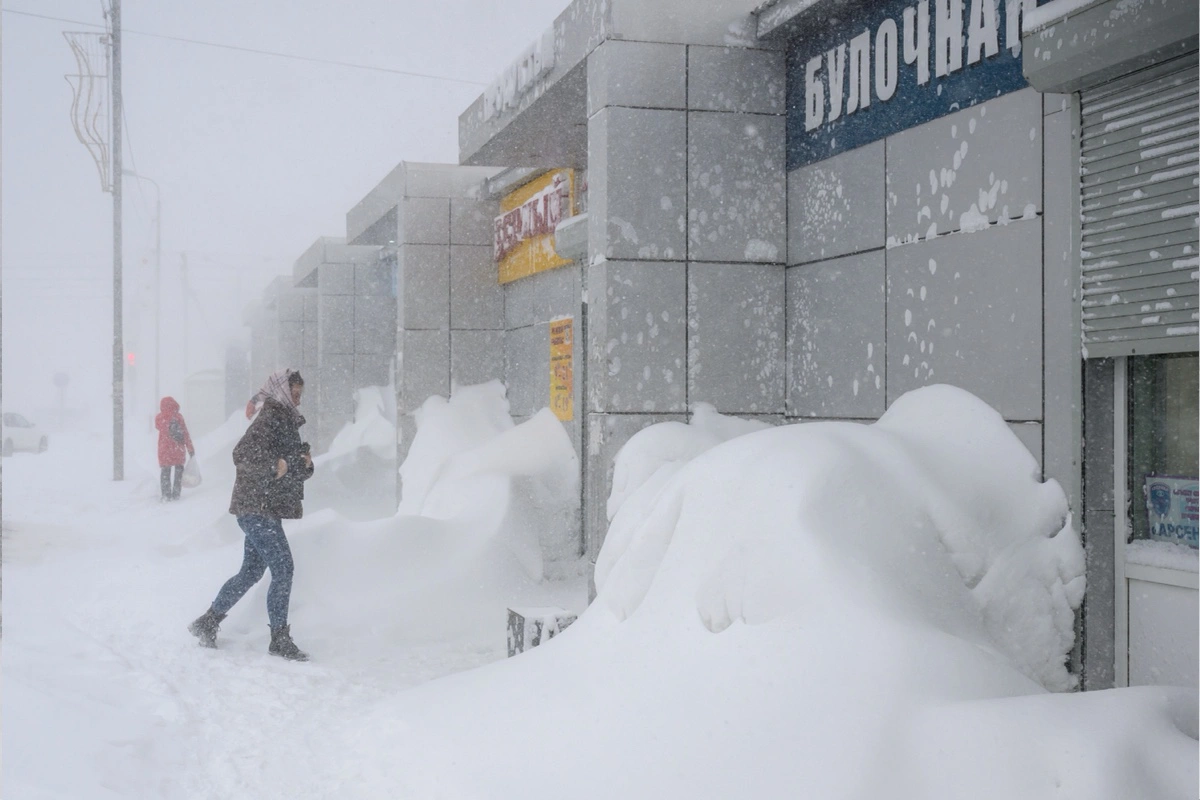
[309, 386, 398, 520]
[313, 385, 1195, 799]
[325, 385, 395, 461]
[240, 381, 583, 649]
[398, 381, 516, 515]
[891, 684, 1198, 799]
[606, 401, 769, 521]
[398, 381, 580, 577]
[597, 384, 1083, 691]
[272, 510, 553, 647]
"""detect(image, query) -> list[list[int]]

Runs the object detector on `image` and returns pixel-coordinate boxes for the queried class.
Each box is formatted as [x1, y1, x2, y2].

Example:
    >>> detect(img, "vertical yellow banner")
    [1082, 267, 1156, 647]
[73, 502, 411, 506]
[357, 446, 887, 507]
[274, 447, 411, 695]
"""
[549, 317, 574, 422]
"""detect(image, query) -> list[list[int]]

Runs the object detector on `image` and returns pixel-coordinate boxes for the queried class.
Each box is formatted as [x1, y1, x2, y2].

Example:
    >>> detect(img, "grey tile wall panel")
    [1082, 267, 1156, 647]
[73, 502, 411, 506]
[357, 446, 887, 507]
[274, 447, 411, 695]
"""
[587, 39, 687, 115]
[451, 198, 494, 247]
[302, 327, 319, 372]
[505, 324, 549, 418]
[1044, 93, 1073, 116]
[885, 219, 1044, 421]
[886, 89, 1043, 244]
[688, 262, 786, 413]
[278, 291, 305, 322]
[687, 46, 785, 115]
[504, 265, 580, 330]
[586, 260, 688, 413]
[355, 354, 392, 390]
[787, 250, 887, 418]
[398, 196, 451, 245]
[398, 244, 450, 331]
[399, 329, 450, 414]
[1009, 422, 1044, 471]
[451, 329, 505, 390]
[318, 355, 355, 417]
[788, 141, 885, 264]
[278, 321, 304, 368]
[355, 262, 394, 296]
[450, 245, 504, 330]
[588, 107, 688, 262]
[318, 295, 355, 355]
[354, 295, 397, 355]
[317, 262, 355, 295]
[688, 112, 786, 263]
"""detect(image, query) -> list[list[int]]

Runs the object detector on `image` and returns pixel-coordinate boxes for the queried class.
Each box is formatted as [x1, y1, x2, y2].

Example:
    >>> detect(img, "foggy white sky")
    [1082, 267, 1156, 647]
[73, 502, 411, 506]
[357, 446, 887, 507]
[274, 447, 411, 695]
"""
[2, 0, 568, 422]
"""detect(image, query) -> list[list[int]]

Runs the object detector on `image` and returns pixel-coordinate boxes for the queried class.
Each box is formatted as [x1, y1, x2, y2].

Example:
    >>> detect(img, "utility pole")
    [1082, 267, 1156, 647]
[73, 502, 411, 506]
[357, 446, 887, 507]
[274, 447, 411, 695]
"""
[181, 251, 189, 377]
[64, 7, 121, 478]
[110, 0, 124, 481]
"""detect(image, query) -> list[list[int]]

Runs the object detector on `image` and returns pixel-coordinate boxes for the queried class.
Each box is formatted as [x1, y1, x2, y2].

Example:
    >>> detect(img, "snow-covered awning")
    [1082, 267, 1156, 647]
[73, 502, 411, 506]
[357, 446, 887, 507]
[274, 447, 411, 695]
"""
[753, 0, 857, 40]
[1021, 0, 1198, 93]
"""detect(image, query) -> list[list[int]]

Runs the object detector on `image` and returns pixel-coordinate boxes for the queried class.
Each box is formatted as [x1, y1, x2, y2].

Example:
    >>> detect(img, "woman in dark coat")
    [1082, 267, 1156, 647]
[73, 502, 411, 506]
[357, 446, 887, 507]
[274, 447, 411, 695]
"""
[188, 369, 314, 661]
[154, 396, 195, 501]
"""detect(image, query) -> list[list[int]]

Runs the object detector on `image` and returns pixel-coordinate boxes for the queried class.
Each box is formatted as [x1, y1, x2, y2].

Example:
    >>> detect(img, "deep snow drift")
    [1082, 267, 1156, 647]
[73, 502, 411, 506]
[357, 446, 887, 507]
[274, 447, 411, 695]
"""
[222, 380, 585, 656]
[2, 381, 587, 799]
[4, 383, 1196, 799]
[311, 385, 1197, 799]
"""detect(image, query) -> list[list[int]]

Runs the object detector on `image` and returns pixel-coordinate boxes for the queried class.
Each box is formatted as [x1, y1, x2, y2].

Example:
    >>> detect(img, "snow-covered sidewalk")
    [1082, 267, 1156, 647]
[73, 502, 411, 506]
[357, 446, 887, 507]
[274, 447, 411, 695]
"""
[4, 385, 1197, 799]
[3, 414, 584, 799]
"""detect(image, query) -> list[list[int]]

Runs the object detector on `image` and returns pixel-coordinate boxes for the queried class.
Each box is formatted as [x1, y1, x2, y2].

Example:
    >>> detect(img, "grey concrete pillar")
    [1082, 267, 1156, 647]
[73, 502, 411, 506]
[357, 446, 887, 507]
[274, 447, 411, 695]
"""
[583, 39, 787, 566]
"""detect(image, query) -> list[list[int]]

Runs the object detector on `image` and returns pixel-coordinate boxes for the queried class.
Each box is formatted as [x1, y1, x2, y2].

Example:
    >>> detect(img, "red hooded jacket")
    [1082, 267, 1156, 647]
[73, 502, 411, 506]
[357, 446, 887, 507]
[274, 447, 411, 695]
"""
[155, 396, 195, 467]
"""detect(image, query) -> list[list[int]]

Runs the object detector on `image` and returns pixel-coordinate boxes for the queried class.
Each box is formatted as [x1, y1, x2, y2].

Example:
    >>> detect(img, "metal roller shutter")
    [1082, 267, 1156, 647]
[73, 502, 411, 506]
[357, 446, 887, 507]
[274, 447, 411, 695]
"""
[1080, 53, 1200, 358]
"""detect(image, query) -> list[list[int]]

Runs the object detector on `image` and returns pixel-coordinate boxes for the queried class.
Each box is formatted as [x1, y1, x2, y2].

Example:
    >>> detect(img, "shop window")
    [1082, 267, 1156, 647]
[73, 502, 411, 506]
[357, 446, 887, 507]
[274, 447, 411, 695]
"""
[1129, 353, 1199, 549]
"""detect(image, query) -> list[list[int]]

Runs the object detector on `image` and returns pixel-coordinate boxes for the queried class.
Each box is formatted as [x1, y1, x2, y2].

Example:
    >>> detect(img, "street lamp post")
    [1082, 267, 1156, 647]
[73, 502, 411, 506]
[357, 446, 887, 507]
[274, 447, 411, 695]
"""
[123, 169, 161, 413]
[64, 1, 123, 478]
[111, 0, 123, 480]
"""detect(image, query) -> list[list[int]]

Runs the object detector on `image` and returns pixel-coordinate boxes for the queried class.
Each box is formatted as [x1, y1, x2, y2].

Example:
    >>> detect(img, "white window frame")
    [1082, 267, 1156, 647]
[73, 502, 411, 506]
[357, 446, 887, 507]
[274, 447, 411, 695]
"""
[1112, 355, 1200, 687]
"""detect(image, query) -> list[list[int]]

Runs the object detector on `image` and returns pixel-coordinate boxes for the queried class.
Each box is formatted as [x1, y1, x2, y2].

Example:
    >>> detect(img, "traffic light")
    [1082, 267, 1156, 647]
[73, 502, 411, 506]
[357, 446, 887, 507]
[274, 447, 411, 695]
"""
[126, 352, 136, 367]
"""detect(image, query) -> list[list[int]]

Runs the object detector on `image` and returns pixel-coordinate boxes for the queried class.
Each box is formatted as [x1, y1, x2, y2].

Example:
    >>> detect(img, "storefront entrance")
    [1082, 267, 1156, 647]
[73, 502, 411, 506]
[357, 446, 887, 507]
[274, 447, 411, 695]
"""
[1114, 353, 1198, 687]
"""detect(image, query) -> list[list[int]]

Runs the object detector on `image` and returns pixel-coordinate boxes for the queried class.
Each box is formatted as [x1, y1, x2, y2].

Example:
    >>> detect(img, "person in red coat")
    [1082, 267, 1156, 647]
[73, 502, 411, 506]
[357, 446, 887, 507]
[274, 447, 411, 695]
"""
[155, 396, 195, 501]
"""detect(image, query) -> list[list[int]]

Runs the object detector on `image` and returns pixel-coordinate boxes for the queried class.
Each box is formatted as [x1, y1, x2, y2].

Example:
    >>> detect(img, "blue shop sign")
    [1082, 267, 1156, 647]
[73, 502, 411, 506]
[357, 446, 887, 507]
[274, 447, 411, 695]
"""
[786, 0, 1046, 171]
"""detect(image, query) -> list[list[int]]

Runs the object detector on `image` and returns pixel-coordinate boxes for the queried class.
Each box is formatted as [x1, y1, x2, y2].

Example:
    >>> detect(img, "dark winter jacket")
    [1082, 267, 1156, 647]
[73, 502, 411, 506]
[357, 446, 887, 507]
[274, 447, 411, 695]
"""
[229, 397, 314, 520]
[155, 396, 194, 467]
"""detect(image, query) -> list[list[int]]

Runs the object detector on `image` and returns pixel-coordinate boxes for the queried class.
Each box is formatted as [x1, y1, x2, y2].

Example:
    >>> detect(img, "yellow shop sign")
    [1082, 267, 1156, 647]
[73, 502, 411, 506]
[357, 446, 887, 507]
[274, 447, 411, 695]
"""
[549, 317, 574, 422]
[495, 169, 576, 284]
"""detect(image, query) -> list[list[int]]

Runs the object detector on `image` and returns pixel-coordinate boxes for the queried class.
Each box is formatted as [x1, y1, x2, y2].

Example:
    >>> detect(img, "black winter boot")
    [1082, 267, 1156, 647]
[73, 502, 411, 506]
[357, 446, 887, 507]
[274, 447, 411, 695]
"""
[187, 608, 226, 648]
[268, 625, 309, 662]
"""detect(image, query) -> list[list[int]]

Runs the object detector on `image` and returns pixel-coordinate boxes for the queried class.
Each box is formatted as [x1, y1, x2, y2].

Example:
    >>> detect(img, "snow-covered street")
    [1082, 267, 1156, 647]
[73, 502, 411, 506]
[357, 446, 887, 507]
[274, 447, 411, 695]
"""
[5, 386, 1197, 799]
[3, 405, 585, 799]
[5, 0, 1198, 796]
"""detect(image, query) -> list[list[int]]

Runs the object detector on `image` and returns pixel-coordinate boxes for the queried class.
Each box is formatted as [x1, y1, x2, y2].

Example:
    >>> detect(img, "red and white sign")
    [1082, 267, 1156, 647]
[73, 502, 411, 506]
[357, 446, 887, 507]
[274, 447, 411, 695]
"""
[494, 171, 572, 263]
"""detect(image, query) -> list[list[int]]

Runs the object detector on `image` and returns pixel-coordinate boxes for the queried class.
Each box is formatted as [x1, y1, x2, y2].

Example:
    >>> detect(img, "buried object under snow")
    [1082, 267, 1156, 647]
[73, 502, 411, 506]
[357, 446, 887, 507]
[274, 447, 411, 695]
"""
[318, 385, 1196, 800]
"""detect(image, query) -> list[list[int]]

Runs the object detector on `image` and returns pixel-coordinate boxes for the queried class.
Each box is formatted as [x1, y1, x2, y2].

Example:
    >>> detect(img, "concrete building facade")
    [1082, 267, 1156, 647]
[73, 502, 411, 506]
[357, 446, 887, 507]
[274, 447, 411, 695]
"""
[344, 162, 508, 499]
[292, 237, 390, 454]
[240, 0, 1196, 693]
[450, 0, 1198, 690]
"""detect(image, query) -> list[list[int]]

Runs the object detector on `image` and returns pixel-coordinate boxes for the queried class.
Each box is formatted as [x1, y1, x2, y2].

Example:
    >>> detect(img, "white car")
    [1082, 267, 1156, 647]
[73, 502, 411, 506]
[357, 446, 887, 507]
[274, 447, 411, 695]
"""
[2, 412, 48, 456]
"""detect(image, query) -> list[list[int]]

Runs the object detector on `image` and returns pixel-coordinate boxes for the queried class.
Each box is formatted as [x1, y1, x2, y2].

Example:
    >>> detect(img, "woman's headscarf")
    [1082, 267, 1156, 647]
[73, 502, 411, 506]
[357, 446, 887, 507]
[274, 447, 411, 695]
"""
[251, 368, 302, 421]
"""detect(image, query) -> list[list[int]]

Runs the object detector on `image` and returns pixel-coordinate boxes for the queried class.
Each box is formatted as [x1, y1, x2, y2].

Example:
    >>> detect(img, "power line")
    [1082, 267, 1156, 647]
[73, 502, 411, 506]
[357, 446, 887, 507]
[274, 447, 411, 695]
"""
[3, 6, 488, 87]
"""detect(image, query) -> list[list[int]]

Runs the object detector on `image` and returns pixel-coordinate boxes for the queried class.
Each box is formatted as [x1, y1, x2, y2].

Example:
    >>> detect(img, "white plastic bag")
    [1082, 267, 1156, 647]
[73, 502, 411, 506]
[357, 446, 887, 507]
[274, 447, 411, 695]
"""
[182, 456, 203, 489]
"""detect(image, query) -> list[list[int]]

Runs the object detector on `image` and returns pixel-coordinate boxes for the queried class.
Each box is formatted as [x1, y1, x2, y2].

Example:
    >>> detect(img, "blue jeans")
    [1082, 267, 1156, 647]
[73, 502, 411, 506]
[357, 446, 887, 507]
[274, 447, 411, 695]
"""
[211, 515, 294, 629]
